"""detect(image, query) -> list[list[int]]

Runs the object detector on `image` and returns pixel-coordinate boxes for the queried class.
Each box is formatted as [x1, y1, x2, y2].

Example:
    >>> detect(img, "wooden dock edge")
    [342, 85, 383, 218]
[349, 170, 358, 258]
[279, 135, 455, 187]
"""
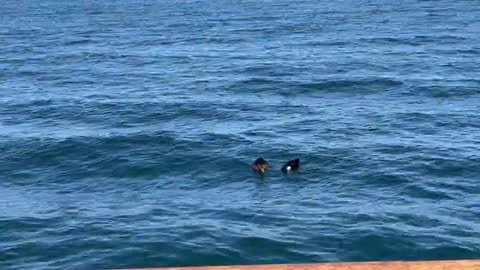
[119, 259, 480, 270]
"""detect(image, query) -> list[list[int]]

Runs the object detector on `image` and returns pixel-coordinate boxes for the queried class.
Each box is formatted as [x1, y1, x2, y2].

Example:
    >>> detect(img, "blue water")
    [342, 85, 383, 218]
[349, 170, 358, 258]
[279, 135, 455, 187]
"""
[1, 0, 480, 269]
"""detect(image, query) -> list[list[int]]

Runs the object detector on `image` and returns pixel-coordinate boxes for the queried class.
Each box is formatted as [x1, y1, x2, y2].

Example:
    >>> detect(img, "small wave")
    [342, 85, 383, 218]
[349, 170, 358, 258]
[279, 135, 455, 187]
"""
[358, 35, 468, 46]
[422, 156, 479, 178]
[408, 85, 480, 98]
[64, 39, 93, 46]
[303, 40, 349, 46]
[230, 77, 403, 95]
[400, 184, 454, 200]
[298, 78, 403, 93]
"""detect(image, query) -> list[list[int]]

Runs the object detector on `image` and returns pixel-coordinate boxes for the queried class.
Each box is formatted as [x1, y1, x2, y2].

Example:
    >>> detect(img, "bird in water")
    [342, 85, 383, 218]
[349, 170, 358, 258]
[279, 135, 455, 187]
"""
[281, 158, 300, 173]
[252, 157, 269, 174]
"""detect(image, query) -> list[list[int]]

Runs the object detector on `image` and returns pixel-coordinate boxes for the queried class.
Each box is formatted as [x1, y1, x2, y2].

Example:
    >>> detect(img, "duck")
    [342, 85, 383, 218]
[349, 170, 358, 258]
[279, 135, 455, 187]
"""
[281, 158, 300, 173]
[252, 157, 269, 174]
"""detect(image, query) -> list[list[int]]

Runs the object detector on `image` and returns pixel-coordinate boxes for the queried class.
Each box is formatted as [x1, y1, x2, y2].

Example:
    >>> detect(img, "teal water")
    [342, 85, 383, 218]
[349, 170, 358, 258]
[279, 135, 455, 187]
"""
[1, 0, 480, 269]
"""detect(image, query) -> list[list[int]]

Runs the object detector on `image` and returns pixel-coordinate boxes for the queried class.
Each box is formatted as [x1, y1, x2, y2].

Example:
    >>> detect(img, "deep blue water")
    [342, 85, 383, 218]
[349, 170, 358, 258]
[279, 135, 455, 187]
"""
[1, 0, 480, 269]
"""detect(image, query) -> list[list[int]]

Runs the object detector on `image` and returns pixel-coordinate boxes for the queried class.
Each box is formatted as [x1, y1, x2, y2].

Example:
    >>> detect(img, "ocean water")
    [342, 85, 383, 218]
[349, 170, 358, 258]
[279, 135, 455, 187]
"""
[1, 0, 480, 269]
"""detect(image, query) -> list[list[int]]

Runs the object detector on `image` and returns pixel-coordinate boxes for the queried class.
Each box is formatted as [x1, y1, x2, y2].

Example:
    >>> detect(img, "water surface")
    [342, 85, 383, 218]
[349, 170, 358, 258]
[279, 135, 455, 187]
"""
[1, 0, 480, 269]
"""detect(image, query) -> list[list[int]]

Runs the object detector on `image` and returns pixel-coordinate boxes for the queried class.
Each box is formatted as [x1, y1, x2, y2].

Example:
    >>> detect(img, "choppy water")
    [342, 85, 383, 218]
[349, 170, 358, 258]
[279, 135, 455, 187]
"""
[1, 0, 480, 269]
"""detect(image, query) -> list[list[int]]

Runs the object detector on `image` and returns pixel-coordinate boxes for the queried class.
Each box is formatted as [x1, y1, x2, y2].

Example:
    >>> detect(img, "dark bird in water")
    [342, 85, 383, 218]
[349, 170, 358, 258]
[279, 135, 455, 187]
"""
[282, 158, 300, 173]
[252, 157, 269, 174]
